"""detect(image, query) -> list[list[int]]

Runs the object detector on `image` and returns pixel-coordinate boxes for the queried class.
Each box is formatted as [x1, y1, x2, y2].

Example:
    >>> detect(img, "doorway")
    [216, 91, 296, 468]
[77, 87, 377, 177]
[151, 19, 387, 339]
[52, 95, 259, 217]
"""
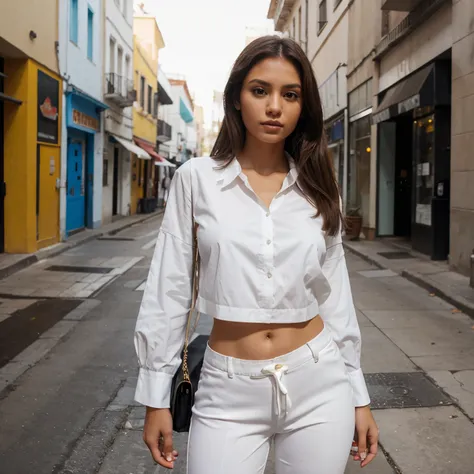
[112, 146, 119, 216]
[66, 140, 85, 233]
[36, 145, 60, 248]
[394, 116, 413, 237]
[0, 57, 4, 253]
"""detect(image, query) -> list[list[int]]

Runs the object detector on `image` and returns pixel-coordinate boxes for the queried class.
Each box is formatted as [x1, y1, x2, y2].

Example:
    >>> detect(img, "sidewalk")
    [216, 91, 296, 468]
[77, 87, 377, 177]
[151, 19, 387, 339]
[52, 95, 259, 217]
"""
[0, 210, 164, 281]
[344, 238, 474, 319]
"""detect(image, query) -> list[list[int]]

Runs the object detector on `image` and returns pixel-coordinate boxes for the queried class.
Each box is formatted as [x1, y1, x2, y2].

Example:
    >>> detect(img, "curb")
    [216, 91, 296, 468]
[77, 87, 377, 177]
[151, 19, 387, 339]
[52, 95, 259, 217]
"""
[344, 242, 474, 320]
[401, 269, 474, 319]
[0, 210, 164, 281]
[342, 241, 386, 270]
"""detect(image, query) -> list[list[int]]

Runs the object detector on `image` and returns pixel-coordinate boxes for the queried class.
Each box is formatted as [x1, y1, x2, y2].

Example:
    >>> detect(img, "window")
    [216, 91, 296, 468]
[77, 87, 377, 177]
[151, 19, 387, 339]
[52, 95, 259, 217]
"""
[298, 7, 302, 43]
[117, 47, 123, 77]
[381, 10, 390, 36]
[140, 76, 145, 108]
[318, 0, 327, 34]
[153, 92, 159, 118]
[125, 55, 130, 80]
[70, 0, 78, 44]
[147, 85, 152, 114]
[305, 0, 309, 53]
[109, 38, 115, 73]
[103, 159, 109, 186]
[87, 7, 94, 60]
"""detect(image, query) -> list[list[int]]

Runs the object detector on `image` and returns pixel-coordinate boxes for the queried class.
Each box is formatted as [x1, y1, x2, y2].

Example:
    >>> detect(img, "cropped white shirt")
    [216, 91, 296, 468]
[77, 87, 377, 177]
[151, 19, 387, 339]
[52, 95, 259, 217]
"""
[134, 156, 370, 408]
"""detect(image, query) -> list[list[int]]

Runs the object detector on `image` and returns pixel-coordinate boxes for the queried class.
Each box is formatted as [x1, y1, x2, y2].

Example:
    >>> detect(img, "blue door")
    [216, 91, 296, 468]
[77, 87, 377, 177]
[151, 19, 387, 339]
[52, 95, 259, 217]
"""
[66, 142, 85, 233]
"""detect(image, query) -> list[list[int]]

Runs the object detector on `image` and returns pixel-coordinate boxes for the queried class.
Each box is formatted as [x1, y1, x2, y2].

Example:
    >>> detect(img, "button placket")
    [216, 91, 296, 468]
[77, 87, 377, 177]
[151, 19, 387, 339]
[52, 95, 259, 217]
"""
[261, 207, 275, 298]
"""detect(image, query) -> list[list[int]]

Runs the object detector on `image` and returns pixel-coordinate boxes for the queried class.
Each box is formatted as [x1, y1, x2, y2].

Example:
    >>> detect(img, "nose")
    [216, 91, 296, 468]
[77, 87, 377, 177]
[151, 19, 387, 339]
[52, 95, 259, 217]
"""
[266, 93, 282, 118]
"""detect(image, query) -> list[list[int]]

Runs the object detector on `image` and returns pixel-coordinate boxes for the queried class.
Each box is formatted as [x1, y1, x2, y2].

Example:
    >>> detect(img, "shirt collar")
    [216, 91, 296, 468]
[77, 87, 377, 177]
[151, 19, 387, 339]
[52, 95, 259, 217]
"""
[216, 152, 299, 189]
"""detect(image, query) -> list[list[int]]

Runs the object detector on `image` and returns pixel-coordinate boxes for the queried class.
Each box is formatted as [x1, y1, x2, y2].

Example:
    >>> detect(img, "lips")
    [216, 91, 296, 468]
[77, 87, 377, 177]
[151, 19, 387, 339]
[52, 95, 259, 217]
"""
[261, 121, 283, 128]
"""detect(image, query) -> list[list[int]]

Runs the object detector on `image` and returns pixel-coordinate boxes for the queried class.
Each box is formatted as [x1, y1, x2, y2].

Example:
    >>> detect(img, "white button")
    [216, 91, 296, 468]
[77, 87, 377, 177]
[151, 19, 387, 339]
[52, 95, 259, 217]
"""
[267, 272, 272, 279]
[266, 239, 271, 245]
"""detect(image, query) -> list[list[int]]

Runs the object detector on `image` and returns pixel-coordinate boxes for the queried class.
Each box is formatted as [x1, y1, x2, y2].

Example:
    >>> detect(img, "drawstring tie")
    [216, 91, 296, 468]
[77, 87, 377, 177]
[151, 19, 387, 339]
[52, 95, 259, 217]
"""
[251, 363, 291, 417]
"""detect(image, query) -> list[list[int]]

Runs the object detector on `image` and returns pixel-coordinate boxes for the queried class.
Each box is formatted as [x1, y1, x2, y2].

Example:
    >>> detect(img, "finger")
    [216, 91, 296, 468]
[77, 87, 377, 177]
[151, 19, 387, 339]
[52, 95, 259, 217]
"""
[146, 438, 174, 469]
[350, 440, 359, 461]
[162, 430, 175, 464]
[361, 452, 377, 467]
[361, 434, 378, 467]
[357, 430, 368, 462]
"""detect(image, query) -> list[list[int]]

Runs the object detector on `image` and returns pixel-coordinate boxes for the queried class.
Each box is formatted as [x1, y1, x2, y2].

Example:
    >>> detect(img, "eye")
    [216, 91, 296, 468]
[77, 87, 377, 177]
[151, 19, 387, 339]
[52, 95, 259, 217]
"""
[285, 91, 300, 100]
[252, 87, 266, 97]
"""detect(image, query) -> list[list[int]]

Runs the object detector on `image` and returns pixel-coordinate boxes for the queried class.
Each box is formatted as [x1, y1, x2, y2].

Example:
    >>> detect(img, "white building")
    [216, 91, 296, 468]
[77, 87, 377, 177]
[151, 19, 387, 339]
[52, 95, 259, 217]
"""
[268, 0, 350, 207]
[58, 0, 108, 237]
[168, 77, 196, 163]
[156, 66, 174, 159]
[102, 0, 135, 223]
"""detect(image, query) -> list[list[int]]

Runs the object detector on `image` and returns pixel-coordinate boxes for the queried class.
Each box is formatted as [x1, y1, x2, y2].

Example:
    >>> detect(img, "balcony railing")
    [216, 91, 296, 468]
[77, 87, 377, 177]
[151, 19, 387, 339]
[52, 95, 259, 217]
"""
[105, 73, 136, 107]
[375, 0, 449, 59]
[381, 0, 423, 11]
[157, 119, 172, 143]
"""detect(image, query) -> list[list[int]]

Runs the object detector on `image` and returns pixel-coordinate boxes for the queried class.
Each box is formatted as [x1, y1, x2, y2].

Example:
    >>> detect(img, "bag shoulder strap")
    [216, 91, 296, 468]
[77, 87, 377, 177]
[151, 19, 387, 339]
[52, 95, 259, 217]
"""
[181, 165, 200, 382]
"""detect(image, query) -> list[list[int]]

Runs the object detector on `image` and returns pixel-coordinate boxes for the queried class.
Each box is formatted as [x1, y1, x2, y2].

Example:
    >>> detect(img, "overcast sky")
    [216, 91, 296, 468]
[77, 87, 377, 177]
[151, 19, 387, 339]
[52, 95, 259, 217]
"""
[143, 0, 274, 126]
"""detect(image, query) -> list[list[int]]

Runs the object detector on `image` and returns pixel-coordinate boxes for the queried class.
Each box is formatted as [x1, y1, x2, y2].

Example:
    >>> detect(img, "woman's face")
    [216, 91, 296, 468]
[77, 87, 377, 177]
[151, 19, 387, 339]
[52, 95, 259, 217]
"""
[239, 57, 303, 145]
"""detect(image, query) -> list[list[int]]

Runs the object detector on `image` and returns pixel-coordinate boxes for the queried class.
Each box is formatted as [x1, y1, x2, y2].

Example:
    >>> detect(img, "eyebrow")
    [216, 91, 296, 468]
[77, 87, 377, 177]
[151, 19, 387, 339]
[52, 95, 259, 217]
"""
[248, 79, 302, 89]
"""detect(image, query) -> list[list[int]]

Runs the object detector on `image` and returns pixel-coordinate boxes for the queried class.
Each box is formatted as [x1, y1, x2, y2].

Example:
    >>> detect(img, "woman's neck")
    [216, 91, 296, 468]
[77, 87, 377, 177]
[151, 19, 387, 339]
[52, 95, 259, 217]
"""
[238, 134, 288, 175]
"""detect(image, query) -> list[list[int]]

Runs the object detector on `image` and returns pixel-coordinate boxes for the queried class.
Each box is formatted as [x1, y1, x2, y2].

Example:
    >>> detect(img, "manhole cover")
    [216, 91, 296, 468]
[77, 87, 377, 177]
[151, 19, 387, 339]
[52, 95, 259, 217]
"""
[98, 237, 135, 241]
[378, 251, 415, 260]
[365, 372, 452, 409]
[0, 299, 82, 368]
[47, 265, 113, 274]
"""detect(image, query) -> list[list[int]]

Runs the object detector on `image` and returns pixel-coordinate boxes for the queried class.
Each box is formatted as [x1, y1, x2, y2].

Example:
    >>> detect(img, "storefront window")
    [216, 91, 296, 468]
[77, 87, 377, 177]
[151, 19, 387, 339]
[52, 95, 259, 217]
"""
[413, 114, 435, 226]
[348, 116, 371, 226]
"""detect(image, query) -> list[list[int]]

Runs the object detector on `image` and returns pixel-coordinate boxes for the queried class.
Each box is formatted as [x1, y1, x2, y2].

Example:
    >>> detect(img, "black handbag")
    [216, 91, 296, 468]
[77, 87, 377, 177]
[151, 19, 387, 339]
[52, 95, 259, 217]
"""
[169, 222, 206, 433]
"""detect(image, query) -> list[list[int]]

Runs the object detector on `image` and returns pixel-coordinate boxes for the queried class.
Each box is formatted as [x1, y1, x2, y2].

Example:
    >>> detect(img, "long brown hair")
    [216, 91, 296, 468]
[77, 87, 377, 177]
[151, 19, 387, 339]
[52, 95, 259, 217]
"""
[211, 35, 342, 235]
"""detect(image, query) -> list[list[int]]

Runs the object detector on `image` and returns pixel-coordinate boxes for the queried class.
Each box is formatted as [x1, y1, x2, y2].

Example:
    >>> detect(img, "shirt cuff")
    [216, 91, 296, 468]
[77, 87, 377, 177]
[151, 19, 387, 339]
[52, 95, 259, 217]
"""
[348, 368, 371, 407]
[135, 368, 173, 408]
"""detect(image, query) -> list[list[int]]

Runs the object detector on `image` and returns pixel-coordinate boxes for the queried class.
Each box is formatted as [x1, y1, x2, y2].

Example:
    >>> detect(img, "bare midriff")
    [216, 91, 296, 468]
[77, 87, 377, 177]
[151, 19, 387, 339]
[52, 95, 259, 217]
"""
[208, 315, 324, 360]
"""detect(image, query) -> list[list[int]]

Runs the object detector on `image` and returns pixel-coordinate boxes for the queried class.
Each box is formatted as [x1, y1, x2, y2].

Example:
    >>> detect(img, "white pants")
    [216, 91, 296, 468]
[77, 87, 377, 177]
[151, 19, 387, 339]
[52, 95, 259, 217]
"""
[188, 326, 355, 474]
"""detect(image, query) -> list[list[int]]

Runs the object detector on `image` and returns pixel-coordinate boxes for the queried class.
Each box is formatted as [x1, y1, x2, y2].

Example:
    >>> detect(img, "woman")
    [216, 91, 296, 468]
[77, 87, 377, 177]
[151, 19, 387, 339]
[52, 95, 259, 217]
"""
[134, 36, 378, 473]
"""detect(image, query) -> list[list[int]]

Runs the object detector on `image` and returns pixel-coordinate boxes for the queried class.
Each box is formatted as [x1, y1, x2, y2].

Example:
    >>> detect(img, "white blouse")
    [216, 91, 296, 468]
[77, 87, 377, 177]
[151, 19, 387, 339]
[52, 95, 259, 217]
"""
[134, 156, 370, 409]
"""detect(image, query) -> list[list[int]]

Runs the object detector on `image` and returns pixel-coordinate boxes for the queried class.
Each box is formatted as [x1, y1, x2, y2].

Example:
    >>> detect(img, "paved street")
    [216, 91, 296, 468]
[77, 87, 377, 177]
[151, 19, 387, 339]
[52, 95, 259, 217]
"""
[1, 214, 474, 474]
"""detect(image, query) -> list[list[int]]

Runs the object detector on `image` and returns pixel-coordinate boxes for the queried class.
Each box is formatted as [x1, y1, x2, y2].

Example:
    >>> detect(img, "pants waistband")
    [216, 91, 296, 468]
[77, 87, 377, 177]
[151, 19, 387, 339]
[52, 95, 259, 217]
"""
[204, 326, 332, 377]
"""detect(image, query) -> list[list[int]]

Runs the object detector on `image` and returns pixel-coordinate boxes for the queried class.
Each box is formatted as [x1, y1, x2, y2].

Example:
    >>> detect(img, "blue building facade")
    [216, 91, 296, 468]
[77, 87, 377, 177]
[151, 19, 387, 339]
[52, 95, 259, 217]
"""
[65, 87, 107, 234]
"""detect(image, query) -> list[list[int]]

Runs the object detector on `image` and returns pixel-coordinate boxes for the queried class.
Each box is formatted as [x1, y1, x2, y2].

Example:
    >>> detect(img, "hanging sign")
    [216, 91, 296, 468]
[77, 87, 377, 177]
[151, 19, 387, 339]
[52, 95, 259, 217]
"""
[72, 109, 99, 131]
[37, 70, 59, 144]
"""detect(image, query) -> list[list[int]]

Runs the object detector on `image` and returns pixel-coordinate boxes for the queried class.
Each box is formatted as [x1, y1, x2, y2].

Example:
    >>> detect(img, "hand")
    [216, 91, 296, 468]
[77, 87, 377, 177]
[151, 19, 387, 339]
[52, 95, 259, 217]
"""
[352, 405, 379, 467]
[143, 407, 179, 469]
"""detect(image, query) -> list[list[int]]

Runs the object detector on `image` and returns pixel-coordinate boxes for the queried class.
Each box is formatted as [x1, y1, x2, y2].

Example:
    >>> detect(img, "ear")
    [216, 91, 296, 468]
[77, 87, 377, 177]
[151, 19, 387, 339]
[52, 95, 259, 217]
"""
[234, 102, 241, 111]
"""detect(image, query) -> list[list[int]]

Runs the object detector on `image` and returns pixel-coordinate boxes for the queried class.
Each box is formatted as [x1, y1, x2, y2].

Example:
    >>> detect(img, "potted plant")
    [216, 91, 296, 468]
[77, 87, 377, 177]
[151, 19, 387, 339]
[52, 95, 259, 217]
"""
[345, 206, 362, 240]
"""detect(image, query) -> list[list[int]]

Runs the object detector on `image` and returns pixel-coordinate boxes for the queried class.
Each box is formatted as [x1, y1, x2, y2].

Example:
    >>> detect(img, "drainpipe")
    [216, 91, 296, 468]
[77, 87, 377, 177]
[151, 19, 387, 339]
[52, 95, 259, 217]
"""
[343, 107, 349, 213]
[470, 250, 474, 288]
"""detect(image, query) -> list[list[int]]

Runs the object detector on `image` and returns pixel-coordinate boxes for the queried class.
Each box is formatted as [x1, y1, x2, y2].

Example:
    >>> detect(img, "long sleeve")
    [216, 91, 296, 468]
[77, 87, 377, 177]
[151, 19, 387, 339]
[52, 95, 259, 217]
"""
[134, 162, 194, 408]
[319, 227, 371, 407]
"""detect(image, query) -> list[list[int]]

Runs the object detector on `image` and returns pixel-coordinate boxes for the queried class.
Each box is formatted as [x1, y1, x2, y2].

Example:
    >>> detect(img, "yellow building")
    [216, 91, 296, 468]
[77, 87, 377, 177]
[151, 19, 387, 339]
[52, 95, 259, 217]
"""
[0, 0, 62, 253]
[131, 13, 164, 215]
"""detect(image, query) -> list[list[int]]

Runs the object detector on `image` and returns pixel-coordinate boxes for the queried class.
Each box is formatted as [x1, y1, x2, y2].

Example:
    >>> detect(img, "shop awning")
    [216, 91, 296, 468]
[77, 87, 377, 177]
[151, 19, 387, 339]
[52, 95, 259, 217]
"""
[134, 137, 161, 161]
[155, 157, 176, 168]
[113, 135, 151, 160]
[372, 64, 434, 124]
